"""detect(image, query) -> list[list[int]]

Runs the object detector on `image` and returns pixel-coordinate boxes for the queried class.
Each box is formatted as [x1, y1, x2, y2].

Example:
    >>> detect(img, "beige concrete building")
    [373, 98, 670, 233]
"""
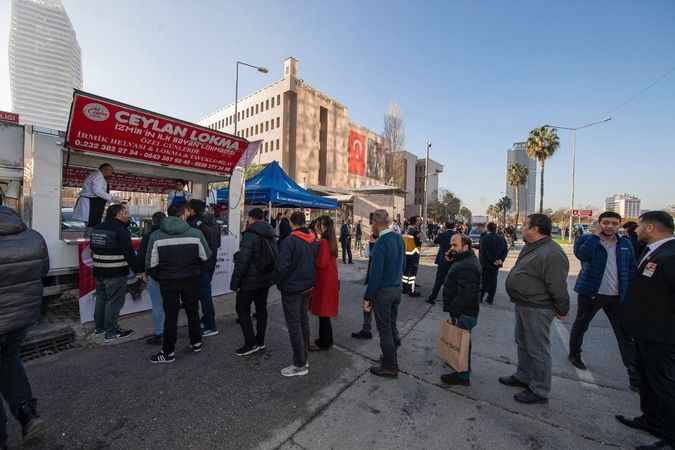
[199, 57, 388, 189]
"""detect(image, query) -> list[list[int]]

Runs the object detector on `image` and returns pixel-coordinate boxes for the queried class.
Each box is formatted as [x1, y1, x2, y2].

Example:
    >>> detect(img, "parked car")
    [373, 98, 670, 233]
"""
[61, 207, 86, 231]
[469, 227, 483, 249]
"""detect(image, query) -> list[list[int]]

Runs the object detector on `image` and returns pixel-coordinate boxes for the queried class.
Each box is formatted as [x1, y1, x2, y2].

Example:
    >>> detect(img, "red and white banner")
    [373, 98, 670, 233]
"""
[65, 90, 249, 175]
[572, 209, 593, 218]
[236, 140, 262, 168]
[0, 110, 19, 124]
[63, 166, 176, 193]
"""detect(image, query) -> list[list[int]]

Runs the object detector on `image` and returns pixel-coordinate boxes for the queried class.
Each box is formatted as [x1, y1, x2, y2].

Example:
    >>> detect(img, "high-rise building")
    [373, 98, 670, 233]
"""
[505, 142, 537, 217]
[414, 158, 443, 210]
[605, 194, 641, 218]
[9, 0, 83, 130]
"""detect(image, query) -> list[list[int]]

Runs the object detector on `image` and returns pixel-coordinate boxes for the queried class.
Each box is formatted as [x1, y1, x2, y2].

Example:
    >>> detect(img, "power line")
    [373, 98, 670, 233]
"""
[601, 65, 675, 117]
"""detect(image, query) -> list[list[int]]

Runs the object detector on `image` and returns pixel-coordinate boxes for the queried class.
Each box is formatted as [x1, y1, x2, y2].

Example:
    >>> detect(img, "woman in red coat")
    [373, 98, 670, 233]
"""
[311, 215, 339, 349]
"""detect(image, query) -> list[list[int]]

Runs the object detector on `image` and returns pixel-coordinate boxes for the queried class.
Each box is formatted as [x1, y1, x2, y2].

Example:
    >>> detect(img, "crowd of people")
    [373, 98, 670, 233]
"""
[1, 191, 674, 449]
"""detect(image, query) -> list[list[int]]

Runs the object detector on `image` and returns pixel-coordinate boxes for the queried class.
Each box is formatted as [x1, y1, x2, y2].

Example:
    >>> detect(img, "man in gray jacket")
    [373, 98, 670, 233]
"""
[500, 214, 570, 404]
[0, 206, 49, 448]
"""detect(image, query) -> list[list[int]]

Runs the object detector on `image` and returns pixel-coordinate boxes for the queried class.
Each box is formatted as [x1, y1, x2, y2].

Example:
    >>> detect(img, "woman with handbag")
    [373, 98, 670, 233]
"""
[310, 215, 339, 350]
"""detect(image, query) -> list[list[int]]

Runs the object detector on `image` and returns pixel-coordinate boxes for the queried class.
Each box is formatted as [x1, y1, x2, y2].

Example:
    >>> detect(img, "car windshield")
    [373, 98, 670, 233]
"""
[469, 227, 482, 235]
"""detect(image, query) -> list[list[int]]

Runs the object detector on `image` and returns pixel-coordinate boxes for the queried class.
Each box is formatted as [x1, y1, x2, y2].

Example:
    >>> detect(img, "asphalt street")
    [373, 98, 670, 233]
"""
[7, 245, 651, 450]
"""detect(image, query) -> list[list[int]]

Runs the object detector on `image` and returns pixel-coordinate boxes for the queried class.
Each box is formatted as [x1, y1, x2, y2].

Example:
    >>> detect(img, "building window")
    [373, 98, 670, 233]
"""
[255, 104, 259, 114]
[266, 99, 269, 110]
[276, 139, 280, 150]
[260, 101, 264, 111]
[277, 94, 281, 105]
[265, 121, 269, 132]
[255, 124, 258, 134]
[271, 97, 275, 108]
[265, 142, 268, 152]
[270, 120, 274, 130]
[276, 117, 280, 128]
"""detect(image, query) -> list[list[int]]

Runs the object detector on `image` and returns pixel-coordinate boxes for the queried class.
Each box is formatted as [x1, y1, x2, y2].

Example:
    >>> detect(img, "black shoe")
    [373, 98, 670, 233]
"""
[486, 299, 494, 305]
[314, 339, 332, 350]
[351, 330, 373, 340]
[408, 291, 421, 298]
[441, 373, 470, 386]
[370, 365, 399, 378]
[190, 342, 203, 353]
[150, 351, 175, 364]
[636, 440, 674, 450]
[514, 389, 548, 404]
[146, 335, 163, 345]
[615, 415, 665, 439]
[104, 328, 134, 343]
[18, 400, 45, 445]
[499, 375, 529, 389]
[426, 298, 436, 305]
[568, 353, 587, 370]
[234, 345, 261, 357]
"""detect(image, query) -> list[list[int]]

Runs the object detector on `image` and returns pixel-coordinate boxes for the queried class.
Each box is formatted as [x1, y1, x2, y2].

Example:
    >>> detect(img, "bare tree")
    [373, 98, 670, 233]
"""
[383, 102, 405, 153]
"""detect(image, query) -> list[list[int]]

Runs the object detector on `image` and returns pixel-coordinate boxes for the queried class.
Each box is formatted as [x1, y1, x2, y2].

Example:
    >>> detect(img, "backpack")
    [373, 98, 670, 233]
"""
[256, 235, 278, 274]
[197, 217, 221, 254]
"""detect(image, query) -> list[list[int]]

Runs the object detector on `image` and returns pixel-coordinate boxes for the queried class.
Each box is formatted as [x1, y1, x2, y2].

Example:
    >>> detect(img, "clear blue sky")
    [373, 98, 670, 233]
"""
[1, 0, 674, 214]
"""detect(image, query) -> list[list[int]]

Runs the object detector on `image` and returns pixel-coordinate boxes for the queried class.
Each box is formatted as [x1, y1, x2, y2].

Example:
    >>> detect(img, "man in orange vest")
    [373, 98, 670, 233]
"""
[402, 217, 422, 297]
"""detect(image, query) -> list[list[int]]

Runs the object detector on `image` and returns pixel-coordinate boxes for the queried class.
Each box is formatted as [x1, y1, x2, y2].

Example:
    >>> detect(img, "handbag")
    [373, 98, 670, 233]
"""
[436, 319, 470, 372]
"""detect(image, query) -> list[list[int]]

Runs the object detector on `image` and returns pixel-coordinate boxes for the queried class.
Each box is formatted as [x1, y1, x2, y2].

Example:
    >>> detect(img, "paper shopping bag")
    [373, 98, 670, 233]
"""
[436, 319, 470, 373]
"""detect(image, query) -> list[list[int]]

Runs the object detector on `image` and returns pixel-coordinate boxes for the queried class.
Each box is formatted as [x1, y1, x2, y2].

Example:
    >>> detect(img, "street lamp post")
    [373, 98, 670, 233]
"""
[423, 140, 431, 239]
[543, 117, 611, 242]
[234, 61, 269, 136]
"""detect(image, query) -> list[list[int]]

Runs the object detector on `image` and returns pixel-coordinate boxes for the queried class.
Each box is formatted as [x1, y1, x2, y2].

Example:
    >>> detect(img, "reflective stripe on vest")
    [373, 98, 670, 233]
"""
[403, 235, 420, 255]
[92, 253, 128, 268]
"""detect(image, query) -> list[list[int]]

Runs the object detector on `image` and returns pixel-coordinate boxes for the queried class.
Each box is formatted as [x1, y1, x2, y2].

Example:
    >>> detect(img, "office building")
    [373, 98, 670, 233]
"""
[199, 57, 388, 189]
[9, 0, 83, 130]
[414, 158, 443, 211]
[605, 194, 641, 219]
[505, 142, 537, 218]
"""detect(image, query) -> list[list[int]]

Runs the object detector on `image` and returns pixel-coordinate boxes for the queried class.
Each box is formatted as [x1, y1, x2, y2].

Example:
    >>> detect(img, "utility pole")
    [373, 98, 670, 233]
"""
[423, 140, 431, 239]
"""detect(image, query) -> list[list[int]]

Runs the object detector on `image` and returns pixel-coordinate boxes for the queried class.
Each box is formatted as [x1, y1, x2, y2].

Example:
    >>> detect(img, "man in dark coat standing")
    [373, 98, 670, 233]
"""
[340, 221, 353, 264]
[441, 233, 481, 386]
[0, 206, 49, 448]
[427, 222, 455, 305]
[479, 222, 508, 305]
[616, 211, 675, 450]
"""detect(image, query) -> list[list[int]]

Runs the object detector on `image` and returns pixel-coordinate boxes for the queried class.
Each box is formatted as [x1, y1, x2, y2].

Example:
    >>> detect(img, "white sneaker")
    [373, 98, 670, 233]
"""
[281, 365, 309, 377]
[202, 329, 219, 337]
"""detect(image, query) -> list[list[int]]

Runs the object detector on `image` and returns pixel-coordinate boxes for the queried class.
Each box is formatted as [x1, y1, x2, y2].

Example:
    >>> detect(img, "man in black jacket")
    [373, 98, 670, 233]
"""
[90, 204, 139, 343]
[0, 206, 49, 448]
[616, 211, 675, 450]
[340, 221, 353, 264]
[187, 199, 220, 337]
[231, 208, 278, 356]
[277, 211, 319, 377]
[479, 222, 508, 305]
[441, 234, 481, 386]
[427, 222, 455, 305]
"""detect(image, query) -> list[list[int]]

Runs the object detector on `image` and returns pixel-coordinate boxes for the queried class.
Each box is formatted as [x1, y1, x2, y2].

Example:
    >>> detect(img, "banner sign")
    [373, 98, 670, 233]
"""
[0, 111, 19, 124]
[572, 209, 593, 218]
[236, 140, 262, 168]
[348, 130, 365, 176]
[63, 166, 176, 193]
[65, 90, 249, 175]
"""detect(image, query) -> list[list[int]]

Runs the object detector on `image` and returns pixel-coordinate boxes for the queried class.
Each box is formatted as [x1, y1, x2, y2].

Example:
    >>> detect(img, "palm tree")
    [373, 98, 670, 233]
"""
[526, 126, 560, 213]
[497, 196, 512, 226]
[486, 204, 496, 222]
[507, 162, 529, 226]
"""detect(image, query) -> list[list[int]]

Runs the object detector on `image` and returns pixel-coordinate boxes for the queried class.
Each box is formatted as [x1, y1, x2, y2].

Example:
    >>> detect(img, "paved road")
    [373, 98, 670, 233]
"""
[8, 248, 649, 449]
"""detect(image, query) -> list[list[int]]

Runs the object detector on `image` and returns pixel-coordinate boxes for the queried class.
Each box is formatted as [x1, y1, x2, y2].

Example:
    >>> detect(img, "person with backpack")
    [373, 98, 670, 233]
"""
[230, 208, 278, 356]
[277, 211, 319, 377]
[310, 215, 339, 350]
[187, 199, 221, 337]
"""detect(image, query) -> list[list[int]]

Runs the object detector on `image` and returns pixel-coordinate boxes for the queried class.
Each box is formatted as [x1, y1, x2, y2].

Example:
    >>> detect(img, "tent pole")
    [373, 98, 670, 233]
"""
[268, 201, 272, 223]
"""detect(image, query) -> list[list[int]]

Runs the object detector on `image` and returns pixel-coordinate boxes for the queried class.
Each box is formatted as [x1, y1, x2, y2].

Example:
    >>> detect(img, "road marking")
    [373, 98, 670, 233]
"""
[553, 320, 598, 389]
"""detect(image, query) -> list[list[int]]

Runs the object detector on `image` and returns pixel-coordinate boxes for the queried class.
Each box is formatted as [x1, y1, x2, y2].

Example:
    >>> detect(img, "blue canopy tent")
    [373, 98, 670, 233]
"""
[216, 161, 338, 209]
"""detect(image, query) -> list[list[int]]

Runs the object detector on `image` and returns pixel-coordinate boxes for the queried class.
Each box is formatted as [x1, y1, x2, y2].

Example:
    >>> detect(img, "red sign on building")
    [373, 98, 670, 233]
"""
[572, 209, 593, 218]
[348, 129, 366, 176]
[0, 111, 19, 124]
[65, 90, 249, 176]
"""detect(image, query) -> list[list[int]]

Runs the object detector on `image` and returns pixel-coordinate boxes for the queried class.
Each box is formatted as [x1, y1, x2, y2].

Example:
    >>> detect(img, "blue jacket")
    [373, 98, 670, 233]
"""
[365, 230, 405, 299]
[573, 234, 636, 302]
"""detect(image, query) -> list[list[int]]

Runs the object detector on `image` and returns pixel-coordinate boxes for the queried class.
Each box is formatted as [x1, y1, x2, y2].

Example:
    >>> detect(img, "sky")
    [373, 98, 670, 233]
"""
[1, 0, 674, 214]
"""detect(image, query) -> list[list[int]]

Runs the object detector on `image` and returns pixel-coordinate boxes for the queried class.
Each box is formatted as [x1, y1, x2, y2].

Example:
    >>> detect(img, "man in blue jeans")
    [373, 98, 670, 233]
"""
[0, 206, 50, 448]
[139, 212, 166, 345]
[441, 234, 481, 385]
[187, 200, 221, 337]
[365, 209, 406, 378]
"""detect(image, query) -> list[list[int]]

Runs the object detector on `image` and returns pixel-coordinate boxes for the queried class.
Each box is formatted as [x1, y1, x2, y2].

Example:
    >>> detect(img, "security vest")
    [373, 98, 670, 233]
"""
[403, 234, 420, 255]
[89, 220, 132, 279]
